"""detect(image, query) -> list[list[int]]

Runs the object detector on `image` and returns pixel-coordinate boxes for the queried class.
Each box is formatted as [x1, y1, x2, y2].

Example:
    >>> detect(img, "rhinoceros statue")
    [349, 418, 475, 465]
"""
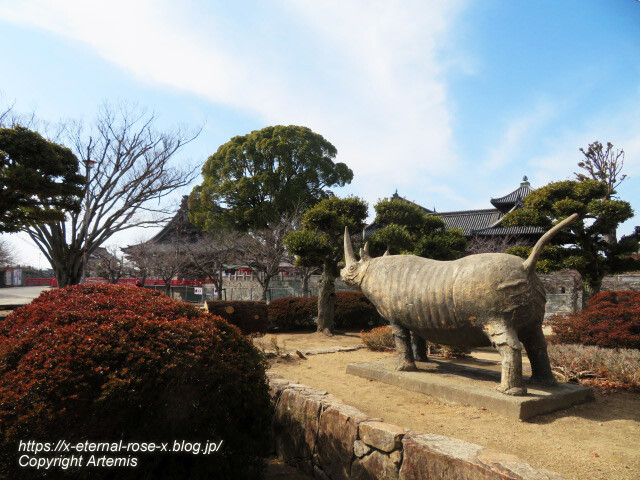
[341, 214, 578, 396]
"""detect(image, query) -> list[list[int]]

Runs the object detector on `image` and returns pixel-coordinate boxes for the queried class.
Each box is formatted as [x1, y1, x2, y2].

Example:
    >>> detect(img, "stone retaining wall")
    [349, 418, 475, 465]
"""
[269, 375, 564, 480]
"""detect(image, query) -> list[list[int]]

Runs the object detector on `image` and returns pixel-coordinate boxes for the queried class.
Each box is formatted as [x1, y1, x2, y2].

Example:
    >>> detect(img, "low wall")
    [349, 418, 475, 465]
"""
[269, 375, 563, 480]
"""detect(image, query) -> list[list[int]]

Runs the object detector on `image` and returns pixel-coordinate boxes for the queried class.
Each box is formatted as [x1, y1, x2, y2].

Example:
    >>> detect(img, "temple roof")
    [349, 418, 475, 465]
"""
[364, 177, 543, 239]
[437, 209, 501, 234]
[490, 176, 533, 213]
[390, 190, 433, 214]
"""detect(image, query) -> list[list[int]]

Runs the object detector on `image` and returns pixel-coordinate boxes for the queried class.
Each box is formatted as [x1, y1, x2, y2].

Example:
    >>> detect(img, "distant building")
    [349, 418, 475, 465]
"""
[364, 177, 544, 242]
[122, 196, 200, 256]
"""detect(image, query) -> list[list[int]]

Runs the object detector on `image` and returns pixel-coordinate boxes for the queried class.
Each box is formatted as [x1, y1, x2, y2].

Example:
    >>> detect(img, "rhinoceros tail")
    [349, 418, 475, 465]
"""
[523, 213, 579, 274]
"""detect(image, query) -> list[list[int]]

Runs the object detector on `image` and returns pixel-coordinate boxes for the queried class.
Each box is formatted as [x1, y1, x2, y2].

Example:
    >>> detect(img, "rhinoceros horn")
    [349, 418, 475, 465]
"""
[344, 227, 357, 266]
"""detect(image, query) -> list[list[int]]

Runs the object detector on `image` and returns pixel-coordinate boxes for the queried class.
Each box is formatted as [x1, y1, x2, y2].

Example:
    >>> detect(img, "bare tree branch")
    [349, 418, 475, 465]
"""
[23, 103, 201, 286]
[466, 235, 529, 255]
[0, 237, 15, 268]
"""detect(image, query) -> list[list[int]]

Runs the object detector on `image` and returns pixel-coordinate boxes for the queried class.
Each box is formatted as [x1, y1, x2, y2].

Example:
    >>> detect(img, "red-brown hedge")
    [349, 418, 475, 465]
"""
[0, 284, 272, 480]
[205, 300, 269, 334]
[268, 291, 384, 331]
[551, 291, 640, 349]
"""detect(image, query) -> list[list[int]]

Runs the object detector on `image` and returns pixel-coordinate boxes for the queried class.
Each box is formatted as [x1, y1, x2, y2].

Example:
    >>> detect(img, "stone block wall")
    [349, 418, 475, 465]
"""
[601, 273, 640, 291]
[269, 375, 564, 480]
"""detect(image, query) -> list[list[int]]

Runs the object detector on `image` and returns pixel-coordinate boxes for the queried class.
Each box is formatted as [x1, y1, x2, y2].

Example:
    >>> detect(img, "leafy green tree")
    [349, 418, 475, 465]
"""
[502, 179, 638, 300]
[368, 197, 466, 260]
[284, 196, 368, 335]
[0, 126, 84, 232]
[189, 125, 353, 231]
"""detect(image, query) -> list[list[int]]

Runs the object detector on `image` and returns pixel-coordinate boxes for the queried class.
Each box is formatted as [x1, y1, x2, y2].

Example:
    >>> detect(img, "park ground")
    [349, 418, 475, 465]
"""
[261, 331, 640, 480]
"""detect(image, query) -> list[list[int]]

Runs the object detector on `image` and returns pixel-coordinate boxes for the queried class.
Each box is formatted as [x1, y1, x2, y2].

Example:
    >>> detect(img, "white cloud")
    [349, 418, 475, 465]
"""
[0, 0, 465, 196]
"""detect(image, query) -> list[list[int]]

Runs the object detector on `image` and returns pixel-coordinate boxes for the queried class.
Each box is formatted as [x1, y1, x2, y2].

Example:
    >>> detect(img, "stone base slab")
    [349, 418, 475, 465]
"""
[346, 359, 594, 420]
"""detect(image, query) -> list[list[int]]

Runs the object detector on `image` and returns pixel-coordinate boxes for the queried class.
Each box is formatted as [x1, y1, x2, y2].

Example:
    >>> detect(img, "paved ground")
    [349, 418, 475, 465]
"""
[0, 286, 52, 305]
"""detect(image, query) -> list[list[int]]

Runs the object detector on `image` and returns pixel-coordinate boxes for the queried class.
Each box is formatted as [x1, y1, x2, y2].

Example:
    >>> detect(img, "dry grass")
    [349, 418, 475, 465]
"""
[547, 343, 640, 391]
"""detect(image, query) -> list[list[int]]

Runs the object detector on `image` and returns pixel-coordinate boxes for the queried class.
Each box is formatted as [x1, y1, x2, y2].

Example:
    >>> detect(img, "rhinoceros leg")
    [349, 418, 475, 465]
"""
[484, 323, 527, 396]
[521, 327, 557, 386]
[411, 334, 429, 362]
[391, 323, 417, 371]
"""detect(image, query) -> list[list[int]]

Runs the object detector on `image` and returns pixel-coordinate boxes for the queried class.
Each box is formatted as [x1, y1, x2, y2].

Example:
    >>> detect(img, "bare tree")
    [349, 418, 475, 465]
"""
[23, 103, 199, 287]
[150, 241, 191, 295]
[0, 98, 40, 131]
[294, 265, 320, 297]
[466, 235, 529, 255]
[183, 231, 240, 300]
[126, 240, 154, 286]
[0, 238, 15, 268]
[236, 213, 299, 301]
[91, 246, 125, 284]
[576, 141, 627, 199]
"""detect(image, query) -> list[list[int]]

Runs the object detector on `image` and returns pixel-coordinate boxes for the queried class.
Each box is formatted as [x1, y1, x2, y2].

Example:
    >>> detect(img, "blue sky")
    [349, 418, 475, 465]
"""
[1, 0, 639, 267]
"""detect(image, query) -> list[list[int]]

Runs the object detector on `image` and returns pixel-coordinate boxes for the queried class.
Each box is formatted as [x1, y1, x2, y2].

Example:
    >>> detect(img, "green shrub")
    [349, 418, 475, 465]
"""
[268, 292, 385, 331]
[0, 284, 272, 480]
[551, 291, 640, 349]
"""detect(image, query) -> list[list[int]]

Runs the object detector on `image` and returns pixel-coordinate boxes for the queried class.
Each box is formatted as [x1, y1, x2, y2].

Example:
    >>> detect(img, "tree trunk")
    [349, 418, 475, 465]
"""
[582, 278, 602, 308]
[260, 273, 276, 302]
[317, 264, 335, 336]
[301, 273, 310, 298]
[164, 280, 171, 296]
[54, 256, 83, 287]
[216, 268, 224, 300]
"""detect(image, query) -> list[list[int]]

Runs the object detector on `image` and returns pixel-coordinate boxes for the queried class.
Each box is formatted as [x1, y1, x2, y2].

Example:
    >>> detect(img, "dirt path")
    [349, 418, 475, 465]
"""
[263, 332, 640, 480]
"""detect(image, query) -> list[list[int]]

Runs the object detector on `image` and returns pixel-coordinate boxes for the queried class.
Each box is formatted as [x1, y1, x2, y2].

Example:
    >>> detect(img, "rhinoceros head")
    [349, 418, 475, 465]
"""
[340, 227, 371, 288]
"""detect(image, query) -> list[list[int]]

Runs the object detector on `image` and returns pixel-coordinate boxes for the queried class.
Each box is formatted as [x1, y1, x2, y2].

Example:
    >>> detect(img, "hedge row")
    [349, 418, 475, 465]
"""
[205, 300, 269, 334]
[268, 291, 385, 331]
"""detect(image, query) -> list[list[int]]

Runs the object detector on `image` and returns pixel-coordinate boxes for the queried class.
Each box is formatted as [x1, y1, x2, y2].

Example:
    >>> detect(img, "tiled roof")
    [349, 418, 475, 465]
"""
[472, 225, 545, 236]
[490, 179, 533, 212]
[437, 209, 502, 235]
[364, 178, 542, 239]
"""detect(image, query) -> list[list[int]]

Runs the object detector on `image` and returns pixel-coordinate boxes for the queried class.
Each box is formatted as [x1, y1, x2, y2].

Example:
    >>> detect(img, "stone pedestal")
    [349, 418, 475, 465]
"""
[346, 359, 594, 420]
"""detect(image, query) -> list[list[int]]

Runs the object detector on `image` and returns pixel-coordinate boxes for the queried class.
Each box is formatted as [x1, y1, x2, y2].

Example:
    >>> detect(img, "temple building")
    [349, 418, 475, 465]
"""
[364, 177, 544, 242]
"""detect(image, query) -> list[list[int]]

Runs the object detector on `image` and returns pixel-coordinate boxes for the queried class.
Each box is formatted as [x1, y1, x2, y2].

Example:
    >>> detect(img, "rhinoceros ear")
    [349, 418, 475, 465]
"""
[359, 242, 371, 261]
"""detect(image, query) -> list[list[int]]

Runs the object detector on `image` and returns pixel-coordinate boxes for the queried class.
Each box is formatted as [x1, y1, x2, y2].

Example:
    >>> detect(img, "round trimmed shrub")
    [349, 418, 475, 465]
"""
[551, 290, 640, 349]
[0, 284, 272, 480]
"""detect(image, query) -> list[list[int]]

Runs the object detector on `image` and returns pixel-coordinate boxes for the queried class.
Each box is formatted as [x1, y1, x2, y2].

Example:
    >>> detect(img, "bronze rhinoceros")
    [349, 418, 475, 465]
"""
[341, 214, 578, 395]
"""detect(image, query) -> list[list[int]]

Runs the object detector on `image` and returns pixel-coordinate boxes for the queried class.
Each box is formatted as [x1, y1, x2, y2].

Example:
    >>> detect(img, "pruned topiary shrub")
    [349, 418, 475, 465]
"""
[268, 292, 385, 331]
[551, 291, 640, 349]
[0, 284, 272, 480]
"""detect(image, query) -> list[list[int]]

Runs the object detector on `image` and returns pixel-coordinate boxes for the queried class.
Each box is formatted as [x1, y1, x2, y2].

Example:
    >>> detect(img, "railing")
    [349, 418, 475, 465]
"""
[25, 278, 58, 287]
